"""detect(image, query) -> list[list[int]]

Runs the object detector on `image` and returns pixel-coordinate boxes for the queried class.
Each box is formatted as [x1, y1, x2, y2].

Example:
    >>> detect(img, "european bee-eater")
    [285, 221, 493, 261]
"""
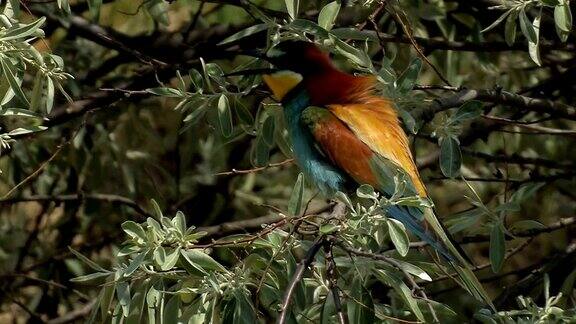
[258, 40, 493, 308]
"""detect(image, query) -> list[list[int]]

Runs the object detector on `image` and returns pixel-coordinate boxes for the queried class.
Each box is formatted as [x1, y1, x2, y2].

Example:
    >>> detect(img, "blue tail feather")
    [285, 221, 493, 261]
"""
[385, 205, 455, 261]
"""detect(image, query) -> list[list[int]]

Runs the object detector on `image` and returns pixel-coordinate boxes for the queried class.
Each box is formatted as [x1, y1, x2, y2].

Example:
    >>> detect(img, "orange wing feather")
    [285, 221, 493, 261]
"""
[307, 111, 377, 187]
[328, 97, 428, 197]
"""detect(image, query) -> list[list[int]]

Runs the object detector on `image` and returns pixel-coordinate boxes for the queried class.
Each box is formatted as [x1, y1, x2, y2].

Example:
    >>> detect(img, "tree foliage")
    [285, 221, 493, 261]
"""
[0, 0, 575, 323]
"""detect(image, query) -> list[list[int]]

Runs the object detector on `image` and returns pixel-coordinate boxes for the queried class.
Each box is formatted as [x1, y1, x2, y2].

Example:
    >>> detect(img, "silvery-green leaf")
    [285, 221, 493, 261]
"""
[554, 2, 572, 32]
[116, 281, 131, 317]
[46, 77, 54, 114]
[70, 272, 110, 284]
[218, 23, 269, 45]
[439, 136, 461, 178]
[451, 100, 483, 123]
[505, 9, 519, 46]
[121, 221, 147, 241]
[0, 17, 45, 41]
[481, 9, 511, 33]
[395, 58, 422, 94]
[0, 58, 29, 107]
[489, 222, 505, 273]
[318, 1, 340, 31]
[217, 94, 233, 137]
[285, 0, 299, 20]
[528, 11, 542, 66]
[387, 218, 410, 256]
[519, 8, 537, 43]
[288, 173, 304, 216]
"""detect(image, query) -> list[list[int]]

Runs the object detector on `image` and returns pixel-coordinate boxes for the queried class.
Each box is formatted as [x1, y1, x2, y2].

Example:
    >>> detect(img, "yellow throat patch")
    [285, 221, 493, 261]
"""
[262, 71, 303, 101]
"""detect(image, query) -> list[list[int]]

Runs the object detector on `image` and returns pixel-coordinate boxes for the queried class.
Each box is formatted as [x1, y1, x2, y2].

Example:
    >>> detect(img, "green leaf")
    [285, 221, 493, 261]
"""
[509, 220, 545, 233]
[172, 211, 186, 235]
[100, 277, 116, 320]
[46, 77, 54, 114]
[1, 108, 42, 119]
[289, 19, 330, 38]
[217, 94, 233, 137]
[332, 37, 373, 69]
[285, 0, 299, 20]
[374, 269, 425, 322]
[163, 294, 180, 324]
[188, 68, 204, 91]
[261, 115, 275, 147]
[318, 1, 340, 31]
[218, 23, 269, 45]
[87, 0, 102, 20]
[70, 272, 110, 284]
[232, 291, 257, 324]
[68, 247, 109, 272]
[121, 221, 147, 241]
[149, 199, 163, 219]
[439, 136, 461, 178]
[57, 0, 71, 13]
[0, 17, 45, 41]
[146, 87, 182, 97]
[319, 223, 340, 234]
[451, 100, 483, 123]
[489, 222, 505, 273]
[116, 281, 131, 317]
[181, 249, 227, 273]
[288, 173, 304, 216]
[7, 126, 47, 136]
[481, 9, 511, 33]
[396, 261, 432, 281]
[234, 98, 254, 126]
[252, 135, 270, 167]
[386, 219, 410, 257]
[0, 57, 29, 107]
[331, 28, 378, 41]
[505, 9, 519, 46]
[124, 252, 146, 276]
[30, 71, 44, 112]
[509, 182, 544, 204]
[554, 2, 572, 32]
[347, 278, 375, 324]
[559, 268, 576, 308]
[182, 103, 208, 129]
[519, 8, 537, 43]
[356, 184, 376, 199]
[395, 58, 422, 94]
[528, 11, 542, 66]
[320, 291, 336, 324]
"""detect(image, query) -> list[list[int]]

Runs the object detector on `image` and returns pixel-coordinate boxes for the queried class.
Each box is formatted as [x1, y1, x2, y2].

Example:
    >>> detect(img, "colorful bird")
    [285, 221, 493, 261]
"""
[258, 40, 493, 307]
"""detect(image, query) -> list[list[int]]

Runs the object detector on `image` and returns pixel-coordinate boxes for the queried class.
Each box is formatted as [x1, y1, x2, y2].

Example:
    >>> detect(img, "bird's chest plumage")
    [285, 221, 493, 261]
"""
[282, 90, 347, 194]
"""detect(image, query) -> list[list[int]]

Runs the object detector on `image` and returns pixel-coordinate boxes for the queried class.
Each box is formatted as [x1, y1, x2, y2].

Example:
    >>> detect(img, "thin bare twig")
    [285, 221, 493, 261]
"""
[214, 159, 294, 176]
[324, 241, 348, 324]
[277, 237, 324, 324]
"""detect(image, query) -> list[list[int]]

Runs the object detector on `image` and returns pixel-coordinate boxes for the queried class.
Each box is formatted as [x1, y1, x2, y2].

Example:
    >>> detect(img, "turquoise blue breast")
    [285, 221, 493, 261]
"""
[282, 90, 348, 194]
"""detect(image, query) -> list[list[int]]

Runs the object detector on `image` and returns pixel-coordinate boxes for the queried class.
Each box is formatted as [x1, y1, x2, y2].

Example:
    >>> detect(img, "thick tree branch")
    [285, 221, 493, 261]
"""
[413, 89, 576, 122]
[0, 193, 153, 219]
